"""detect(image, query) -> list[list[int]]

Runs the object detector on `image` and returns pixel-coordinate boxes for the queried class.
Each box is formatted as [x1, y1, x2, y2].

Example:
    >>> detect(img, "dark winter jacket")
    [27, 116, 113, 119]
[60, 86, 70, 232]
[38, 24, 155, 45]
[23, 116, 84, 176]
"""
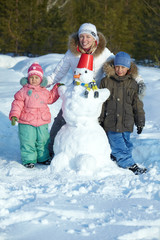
[99, 60, 145, 133]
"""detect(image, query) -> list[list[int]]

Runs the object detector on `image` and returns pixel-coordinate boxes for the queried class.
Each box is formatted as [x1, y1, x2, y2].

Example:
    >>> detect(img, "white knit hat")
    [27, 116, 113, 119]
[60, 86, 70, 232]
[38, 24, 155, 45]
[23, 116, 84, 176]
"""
[78, 23, 99, 44]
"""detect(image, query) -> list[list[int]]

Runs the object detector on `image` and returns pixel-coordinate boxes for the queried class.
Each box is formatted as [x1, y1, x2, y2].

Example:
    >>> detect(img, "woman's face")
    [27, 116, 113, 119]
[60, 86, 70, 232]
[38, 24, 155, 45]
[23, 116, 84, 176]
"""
[79, 33, 95, 50]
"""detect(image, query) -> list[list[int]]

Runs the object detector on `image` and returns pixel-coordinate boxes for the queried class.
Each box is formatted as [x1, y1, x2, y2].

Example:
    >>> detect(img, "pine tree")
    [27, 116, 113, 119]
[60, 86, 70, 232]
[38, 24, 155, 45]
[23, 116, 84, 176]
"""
[134, 0, 160, 63]
[0, 0, 159, 62]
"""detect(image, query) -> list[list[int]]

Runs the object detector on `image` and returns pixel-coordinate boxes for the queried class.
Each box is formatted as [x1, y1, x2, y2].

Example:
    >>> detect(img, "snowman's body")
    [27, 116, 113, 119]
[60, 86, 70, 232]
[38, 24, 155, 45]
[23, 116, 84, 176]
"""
[51, 66, 111, 174]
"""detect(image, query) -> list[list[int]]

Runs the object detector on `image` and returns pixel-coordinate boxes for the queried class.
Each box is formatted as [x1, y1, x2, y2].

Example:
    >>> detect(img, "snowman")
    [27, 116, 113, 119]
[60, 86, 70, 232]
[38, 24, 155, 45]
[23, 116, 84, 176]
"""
[73, 54, 99, 98]
[51, 54, 111, 176]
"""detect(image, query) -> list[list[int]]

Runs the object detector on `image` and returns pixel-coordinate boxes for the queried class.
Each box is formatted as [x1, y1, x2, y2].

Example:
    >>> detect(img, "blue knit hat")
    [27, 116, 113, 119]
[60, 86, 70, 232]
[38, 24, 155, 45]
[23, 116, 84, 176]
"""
[114, 51, 131, 69]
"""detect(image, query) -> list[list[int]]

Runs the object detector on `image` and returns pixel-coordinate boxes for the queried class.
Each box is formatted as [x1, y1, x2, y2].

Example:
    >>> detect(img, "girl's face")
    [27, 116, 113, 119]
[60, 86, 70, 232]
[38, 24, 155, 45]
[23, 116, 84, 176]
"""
[29, 75, 41, 86]
[115, 66, 129, 76]
[79, 33, 95, 50]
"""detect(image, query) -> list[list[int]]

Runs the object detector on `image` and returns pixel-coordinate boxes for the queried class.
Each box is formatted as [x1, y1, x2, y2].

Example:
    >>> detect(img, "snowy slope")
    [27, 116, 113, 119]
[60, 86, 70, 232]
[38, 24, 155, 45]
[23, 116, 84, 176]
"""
[0, 54, 160, 240]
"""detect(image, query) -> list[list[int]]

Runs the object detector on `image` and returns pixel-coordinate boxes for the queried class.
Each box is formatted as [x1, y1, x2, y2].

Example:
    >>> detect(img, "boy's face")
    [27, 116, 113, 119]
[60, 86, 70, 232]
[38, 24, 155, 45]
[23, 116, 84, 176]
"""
[115, 66, 129, 77]
[28, 75, 41, 86]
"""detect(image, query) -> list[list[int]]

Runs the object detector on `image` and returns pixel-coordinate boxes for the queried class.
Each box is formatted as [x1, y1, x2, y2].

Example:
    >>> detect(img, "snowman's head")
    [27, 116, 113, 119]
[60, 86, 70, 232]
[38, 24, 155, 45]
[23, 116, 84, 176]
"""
[74, 54, 94, 84]
[74, 67, 94, 84]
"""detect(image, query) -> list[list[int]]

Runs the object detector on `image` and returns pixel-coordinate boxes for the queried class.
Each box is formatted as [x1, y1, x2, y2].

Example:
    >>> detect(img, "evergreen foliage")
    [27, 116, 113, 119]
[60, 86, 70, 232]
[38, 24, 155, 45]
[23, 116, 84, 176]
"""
[0, 0, 159, 63]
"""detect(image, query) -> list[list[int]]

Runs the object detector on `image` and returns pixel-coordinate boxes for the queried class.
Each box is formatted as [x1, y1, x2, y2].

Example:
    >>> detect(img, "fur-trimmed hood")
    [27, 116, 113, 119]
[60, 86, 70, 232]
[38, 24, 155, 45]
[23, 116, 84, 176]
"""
[20, 76, 48, 87]
[103, 59, 138, 79]
[68, 32, 106, 57]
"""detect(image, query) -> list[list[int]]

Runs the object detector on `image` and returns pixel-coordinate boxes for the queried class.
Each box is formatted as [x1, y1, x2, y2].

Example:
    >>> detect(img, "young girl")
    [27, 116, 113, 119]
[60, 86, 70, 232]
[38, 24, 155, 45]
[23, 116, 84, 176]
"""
[9, 62, 60, 168]
[99, 52, 147, 175]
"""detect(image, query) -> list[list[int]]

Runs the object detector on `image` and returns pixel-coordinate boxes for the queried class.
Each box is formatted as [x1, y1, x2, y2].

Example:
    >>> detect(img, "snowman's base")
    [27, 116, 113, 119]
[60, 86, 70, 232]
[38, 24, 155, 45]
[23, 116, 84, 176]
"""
[50, 151, 111, 176]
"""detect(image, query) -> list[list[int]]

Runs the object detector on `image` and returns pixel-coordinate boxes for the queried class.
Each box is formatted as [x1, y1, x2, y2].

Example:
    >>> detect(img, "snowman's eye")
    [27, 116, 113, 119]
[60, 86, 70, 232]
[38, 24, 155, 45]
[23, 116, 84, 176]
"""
[85, 70, 87, 73]
[74, 71, 76, 73]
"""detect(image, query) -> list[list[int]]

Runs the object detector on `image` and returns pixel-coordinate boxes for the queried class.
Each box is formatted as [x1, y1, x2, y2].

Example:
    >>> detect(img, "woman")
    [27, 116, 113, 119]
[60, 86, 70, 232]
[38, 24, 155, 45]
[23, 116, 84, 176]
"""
[47, 23, 115, 157]
[47, 23, 145, 157]
[47, 23, 114, 88]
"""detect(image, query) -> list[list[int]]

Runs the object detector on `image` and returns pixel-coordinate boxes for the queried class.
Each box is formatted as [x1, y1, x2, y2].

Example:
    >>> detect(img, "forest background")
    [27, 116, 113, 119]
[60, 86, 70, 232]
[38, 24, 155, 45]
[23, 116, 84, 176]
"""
[0, 0, 159, 65]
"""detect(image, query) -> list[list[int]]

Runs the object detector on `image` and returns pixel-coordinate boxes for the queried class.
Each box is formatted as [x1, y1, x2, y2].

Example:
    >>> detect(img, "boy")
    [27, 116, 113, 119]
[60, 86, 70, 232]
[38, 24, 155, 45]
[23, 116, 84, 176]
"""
[99, 52, 147, 175]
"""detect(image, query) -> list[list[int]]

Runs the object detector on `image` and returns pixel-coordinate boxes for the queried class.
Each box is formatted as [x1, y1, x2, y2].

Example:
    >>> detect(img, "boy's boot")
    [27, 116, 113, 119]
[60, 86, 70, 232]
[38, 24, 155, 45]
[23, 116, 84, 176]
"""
[128, 164, 147, 175]
[110, 154, 117, 162]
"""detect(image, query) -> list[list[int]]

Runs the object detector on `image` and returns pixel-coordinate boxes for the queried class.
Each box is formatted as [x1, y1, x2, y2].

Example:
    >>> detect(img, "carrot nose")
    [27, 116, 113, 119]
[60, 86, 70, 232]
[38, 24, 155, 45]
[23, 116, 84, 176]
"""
[74, 74, 81, 78]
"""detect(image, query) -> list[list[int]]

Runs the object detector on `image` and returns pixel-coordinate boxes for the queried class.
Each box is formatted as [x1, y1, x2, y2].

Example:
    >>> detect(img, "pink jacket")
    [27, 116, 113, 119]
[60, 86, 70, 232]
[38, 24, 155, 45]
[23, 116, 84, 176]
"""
[9, 83, 59, 127]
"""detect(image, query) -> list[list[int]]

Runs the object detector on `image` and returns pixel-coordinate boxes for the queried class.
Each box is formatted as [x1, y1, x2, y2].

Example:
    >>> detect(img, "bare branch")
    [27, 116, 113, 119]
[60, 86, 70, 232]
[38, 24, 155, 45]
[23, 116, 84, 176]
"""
[47, 0, 70, 11]
[8, 16, 16, 40]
[47, 0, 58, 11]
[58, 0, 70, 8]
[142, 0, 160, 16]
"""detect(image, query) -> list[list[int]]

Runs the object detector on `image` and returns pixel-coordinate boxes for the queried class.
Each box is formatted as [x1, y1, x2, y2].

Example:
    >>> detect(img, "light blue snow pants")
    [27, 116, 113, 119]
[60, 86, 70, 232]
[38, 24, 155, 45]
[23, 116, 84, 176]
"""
[107, 131, 135, 168]
[18, 124, 50, 165]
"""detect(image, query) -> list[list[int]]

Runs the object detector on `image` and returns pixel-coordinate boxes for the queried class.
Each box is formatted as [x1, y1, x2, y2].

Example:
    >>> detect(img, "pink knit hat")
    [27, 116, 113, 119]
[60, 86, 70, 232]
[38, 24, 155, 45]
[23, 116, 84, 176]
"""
[28, 62, 43, 81]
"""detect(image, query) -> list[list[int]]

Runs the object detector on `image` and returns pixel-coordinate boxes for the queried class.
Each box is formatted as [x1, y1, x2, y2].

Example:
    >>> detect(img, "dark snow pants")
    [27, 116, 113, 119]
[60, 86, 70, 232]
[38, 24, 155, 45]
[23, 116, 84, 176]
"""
[48, 109, 66, 156]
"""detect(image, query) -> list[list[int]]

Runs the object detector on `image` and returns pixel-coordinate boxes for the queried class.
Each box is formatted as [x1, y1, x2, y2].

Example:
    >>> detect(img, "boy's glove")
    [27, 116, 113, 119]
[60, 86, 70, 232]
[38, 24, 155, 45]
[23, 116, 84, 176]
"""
[98, 117, 104, 128]
[57, 83, 65, 87]
[11, 117, 18, 126]
[138, 81, 146, 95]
[100, 122, 104, 128]
[137, 126, 143, 134]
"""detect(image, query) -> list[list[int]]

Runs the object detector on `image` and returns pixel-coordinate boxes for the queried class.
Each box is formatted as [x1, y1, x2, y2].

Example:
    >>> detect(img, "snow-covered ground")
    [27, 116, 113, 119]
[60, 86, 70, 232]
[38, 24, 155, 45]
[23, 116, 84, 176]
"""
[0, 54, 160, 240]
